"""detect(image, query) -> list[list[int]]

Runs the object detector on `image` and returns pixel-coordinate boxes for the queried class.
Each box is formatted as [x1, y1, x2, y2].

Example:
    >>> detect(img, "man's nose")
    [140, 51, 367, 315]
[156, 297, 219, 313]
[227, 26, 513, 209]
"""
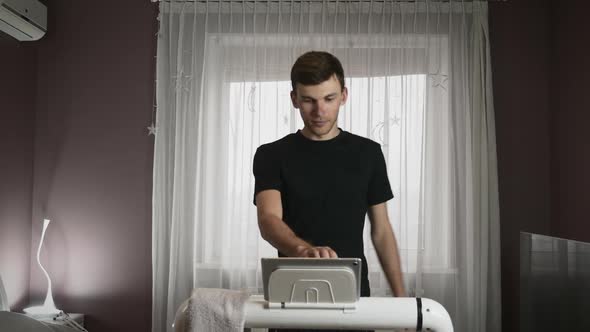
[312, 101, 327, 116]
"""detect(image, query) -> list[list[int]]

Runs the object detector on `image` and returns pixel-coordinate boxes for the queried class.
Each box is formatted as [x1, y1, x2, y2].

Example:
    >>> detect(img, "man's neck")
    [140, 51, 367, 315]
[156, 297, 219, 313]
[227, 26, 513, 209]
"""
[300, 127, 341, 141]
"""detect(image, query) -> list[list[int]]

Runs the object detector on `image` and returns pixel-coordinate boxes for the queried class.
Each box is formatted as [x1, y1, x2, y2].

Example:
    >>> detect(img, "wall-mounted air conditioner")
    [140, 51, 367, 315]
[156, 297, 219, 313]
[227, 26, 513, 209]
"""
[0, 0, 47, 41]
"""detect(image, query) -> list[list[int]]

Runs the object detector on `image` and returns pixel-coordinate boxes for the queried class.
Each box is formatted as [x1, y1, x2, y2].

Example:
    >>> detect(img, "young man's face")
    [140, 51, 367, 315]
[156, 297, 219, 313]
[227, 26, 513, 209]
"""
[290, 75, 348, 141]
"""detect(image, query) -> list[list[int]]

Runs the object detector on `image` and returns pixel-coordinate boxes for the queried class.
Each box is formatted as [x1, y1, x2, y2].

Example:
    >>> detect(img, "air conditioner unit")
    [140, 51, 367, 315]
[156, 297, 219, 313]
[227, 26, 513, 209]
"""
[0, 0, 47, 41]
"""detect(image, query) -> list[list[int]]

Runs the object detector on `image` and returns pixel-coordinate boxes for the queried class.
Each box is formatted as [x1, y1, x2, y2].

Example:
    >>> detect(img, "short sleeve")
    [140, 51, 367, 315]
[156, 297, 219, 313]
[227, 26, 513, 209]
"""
[252, 145, 282, 205]
[367, 144, 394, 206]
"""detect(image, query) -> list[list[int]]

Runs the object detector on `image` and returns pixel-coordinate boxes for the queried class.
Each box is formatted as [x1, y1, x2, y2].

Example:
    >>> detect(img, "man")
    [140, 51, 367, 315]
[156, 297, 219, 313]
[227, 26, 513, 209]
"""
[253, 51, 406, 332]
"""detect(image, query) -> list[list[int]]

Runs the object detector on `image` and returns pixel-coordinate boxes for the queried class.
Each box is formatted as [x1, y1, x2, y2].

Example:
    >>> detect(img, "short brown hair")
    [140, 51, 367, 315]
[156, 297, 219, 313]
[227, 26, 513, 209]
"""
[290, 51, 345, 91]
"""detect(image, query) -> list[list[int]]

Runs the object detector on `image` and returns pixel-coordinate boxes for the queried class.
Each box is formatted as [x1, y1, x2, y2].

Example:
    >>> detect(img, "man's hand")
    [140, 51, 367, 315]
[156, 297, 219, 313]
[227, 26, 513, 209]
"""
[295, 245, 338, 258]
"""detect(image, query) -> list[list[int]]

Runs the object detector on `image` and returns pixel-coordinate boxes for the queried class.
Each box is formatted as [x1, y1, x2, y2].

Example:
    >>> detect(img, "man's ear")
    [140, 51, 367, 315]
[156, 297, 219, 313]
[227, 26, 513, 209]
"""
[290, 90, 299, 109]
[340, 87, 348, 105]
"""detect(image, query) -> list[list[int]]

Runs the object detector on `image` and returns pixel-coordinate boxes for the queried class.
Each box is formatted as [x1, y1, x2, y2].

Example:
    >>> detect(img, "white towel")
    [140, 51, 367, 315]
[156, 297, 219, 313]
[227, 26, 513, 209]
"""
[187, 288, 250, 332]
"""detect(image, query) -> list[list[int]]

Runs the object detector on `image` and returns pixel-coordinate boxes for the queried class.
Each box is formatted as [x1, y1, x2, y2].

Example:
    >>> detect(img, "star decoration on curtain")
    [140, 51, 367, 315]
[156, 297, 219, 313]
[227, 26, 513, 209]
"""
[429, 73, 449, 90]
[171, 69, 193, 94]
[147, 123, 157, 136]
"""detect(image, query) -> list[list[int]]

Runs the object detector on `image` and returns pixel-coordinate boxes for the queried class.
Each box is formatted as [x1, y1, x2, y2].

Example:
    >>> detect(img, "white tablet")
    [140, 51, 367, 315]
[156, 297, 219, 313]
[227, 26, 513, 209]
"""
[261, 257, 362, 308]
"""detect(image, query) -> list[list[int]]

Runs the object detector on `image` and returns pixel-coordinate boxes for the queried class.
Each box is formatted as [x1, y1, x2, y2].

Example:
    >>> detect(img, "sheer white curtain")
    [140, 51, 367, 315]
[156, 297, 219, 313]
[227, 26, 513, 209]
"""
[152, 1, 501, 332]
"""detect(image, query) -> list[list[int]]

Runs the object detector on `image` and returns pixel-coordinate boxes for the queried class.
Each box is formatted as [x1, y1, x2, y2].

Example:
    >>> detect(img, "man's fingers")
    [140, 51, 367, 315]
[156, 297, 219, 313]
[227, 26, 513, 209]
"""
[307, 248, 320, 258]
[317, 247, 338, 258]
[298, 246, 338, 258]
[329, 249, 338, 258]
[324, 247, 338, 258]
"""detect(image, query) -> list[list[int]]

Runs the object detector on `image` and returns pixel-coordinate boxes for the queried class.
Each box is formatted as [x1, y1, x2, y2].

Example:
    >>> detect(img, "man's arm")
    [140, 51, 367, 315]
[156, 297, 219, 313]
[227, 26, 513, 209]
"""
[256, 189, 338, 258]
[368, 202, 407, 297]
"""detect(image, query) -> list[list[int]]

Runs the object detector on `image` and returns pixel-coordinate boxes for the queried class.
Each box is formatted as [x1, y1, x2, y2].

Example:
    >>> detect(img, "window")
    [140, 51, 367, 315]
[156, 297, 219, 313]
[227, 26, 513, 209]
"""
[228, 73, 452, 295]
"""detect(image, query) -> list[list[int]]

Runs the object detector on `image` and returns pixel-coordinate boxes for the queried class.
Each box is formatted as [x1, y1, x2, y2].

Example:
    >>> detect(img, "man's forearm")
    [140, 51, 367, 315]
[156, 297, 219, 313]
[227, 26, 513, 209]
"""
[258, 214, 312, 256]
[372, 226, 406, 297]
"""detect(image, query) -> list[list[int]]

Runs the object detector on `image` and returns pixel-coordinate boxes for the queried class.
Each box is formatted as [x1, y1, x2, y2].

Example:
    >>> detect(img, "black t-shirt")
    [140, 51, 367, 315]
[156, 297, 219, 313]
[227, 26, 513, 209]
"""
[253, 129, 393, 296]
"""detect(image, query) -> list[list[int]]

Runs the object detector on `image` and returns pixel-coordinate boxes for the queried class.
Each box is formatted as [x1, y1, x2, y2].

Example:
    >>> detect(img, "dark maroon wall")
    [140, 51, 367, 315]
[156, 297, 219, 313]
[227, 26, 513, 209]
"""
[491, 0, 590, 331]
[489, 0, 552, 331]
[550, 1, 590, 242]
[28, 0, 157, 331]
[0, 35, 36, 311]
